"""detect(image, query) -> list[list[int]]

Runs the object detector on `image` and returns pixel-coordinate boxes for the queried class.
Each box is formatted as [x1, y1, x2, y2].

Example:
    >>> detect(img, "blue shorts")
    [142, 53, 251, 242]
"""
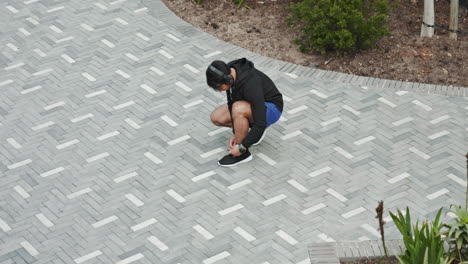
[264, 102, 282, 127]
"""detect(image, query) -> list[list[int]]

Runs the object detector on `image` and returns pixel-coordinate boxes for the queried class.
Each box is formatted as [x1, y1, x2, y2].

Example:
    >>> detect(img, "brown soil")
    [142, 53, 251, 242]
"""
[341, 256, 399, 264]
[162, 0, 468, 87]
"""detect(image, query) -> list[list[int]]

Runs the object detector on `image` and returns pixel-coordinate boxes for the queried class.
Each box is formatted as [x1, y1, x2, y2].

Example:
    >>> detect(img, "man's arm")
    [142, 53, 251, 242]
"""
[241, 83, 266, 149]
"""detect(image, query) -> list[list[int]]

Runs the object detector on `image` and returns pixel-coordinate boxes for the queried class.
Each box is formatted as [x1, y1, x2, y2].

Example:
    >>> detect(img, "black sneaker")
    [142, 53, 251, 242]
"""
[253, 127, 269, 146]
[218, 150, 253, 167]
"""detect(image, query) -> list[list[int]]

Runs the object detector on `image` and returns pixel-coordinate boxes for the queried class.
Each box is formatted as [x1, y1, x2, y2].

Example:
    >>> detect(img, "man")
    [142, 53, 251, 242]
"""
[206, 58, 283, 167]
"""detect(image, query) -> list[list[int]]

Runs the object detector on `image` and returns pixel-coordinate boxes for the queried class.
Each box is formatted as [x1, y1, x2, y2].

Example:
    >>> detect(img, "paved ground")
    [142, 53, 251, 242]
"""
[0, 0, 467, 263]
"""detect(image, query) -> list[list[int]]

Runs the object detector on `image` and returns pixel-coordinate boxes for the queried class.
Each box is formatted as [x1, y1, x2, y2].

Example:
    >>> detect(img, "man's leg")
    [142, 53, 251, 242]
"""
[231, 101, 253, 145]
[210, 104, 232, 127]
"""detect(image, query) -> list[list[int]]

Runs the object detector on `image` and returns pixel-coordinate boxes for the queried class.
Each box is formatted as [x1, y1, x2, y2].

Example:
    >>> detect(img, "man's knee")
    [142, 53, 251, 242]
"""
[232, 101, 251, 119]
[210, 111, 223, 126]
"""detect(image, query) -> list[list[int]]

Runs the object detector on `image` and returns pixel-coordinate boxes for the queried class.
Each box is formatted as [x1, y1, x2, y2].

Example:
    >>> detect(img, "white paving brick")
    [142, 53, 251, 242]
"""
[409, 147, 431, 160]
[318, 233, 335, 242]
[56, 139, 80, 149]
[5, 62, 24, 70]
[200, 147, 223, 158]
[7, 138, 22, 149]
[115, 18, 128, 25]
[426, 188, 450, 200]
[228, 179, 252, 190]
[74, 250, 103, 264]
[141, 84, 156, 94]
[44, 101, 65, 111]
[67, 187, 92, 199]
[192, 171, 216, 182]
[168, 135, 191, 145]
[276, 230, 298, 245]
[0, 217, 12, 232]
[81, 23, 94, 31]
[284, 73, 298, 78]
[114, 172, 138, 183]
[334, 147, 354, 159]
[447, 173, 467, 187]
[396, 90, 409, 96]
[95, 3, 107, 9]
[219, 204, 244, 216]
[281, 130, 302, 140]
[175, 81, 192, 92]
[33, 68, 53, 76]
[47, 6, 64, 12]
[86, 152, 109, 163]
[321, 117, 341, 126]
[97, 131, 120, 141]
[184, 64, 200, 73]
[27, 17, 39, 25]
[159, 50, 174, 59]
[287, 105, 308, 114]
[150, 66, 165, 75]
[92, 216, 118, 228]
[61, 54, 76, 64]
[262, 194, 287, 206]
[257, 153, 276, 165]
[113, 101, 135, 110]
[136, 32, 150, 41]
[166, 33, 181, 42]
[7, 43, 18, 51]
[0, 79, 13, 87]
[6, 5, 19, 13]
[388, 172, 410, 184]
[193, 224, 214, 240]
[354, 136, 376, 145]
[183, 99, 204, 108]
[234, 227, 256, 242]
[125, 194, 144, 207]
[326, 188, 347, 202]
[85, 90, 106, 98]
[430, 115, 450, 124]
[8, 159, 32, 169]
[20, 241, 39, 256]
[302, 203, 326, 215]
[148, 236, 168, 251]
[34, 48, 46, 57]
[134, 7, 147, 12]
[208, 127, 230, 136]
[82, 72, 96, 82]
[36, 213, 54, 228]
[144, 152, 163, 164]
[161, 115, 178, 126]
[50, 25, 63, 34]
[412, 100, 432, 111]
[341, 207, 366, 219]
[40, 167, 64, 178]
[308, 166, 332, 177]
[131, 218, 157, 231]
[392, 117, 413, 126]
[342, 105, 361, 115]
[19, 27, 31, 36]
[310, 89, 328, 98]
[71, 113, 94, 123]
[21, 85, 42, 94]
[204, 51, 222, 58]
[378, 97, 397, 108]
[166, 189, 186, 203]
[14, 185, 30, 199]
[203, 251, 230, 264]
[428, 130, 450, 140]
[116, 253, 144, 264]
[32, 121, 55, 130]
[124, 118, 141, 129]
[115, 70, 130, 79]
[287, 179, 308, 193]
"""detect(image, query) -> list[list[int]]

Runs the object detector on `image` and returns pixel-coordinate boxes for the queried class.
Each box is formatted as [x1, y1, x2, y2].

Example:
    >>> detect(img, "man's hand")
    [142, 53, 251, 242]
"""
[229, 136, 237, 148]
[229, 145, 241, 157]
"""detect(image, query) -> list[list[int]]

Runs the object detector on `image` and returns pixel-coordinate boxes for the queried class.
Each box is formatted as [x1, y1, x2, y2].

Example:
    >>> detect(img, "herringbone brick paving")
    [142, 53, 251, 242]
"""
[0, 0, 467, 263]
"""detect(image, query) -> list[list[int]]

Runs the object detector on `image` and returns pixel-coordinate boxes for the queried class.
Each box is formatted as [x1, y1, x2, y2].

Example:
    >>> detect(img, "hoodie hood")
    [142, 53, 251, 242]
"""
[227, 58, 254, 87]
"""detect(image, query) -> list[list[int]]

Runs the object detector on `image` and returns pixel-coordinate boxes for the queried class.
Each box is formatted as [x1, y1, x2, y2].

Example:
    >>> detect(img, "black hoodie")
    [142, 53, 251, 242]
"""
[226, 58, 283, 148]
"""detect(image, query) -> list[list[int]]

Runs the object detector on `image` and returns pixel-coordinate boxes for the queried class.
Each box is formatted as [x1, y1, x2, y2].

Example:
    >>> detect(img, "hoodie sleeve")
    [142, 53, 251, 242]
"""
[241, 77, 266, 149]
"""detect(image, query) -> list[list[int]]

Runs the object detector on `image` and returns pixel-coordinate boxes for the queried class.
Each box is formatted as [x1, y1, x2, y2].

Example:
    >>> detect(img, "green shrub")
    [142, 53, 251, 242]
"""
[390, 207, 449, 264]
[288, 0, 390, 55]
[442, 205, 468, 263]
